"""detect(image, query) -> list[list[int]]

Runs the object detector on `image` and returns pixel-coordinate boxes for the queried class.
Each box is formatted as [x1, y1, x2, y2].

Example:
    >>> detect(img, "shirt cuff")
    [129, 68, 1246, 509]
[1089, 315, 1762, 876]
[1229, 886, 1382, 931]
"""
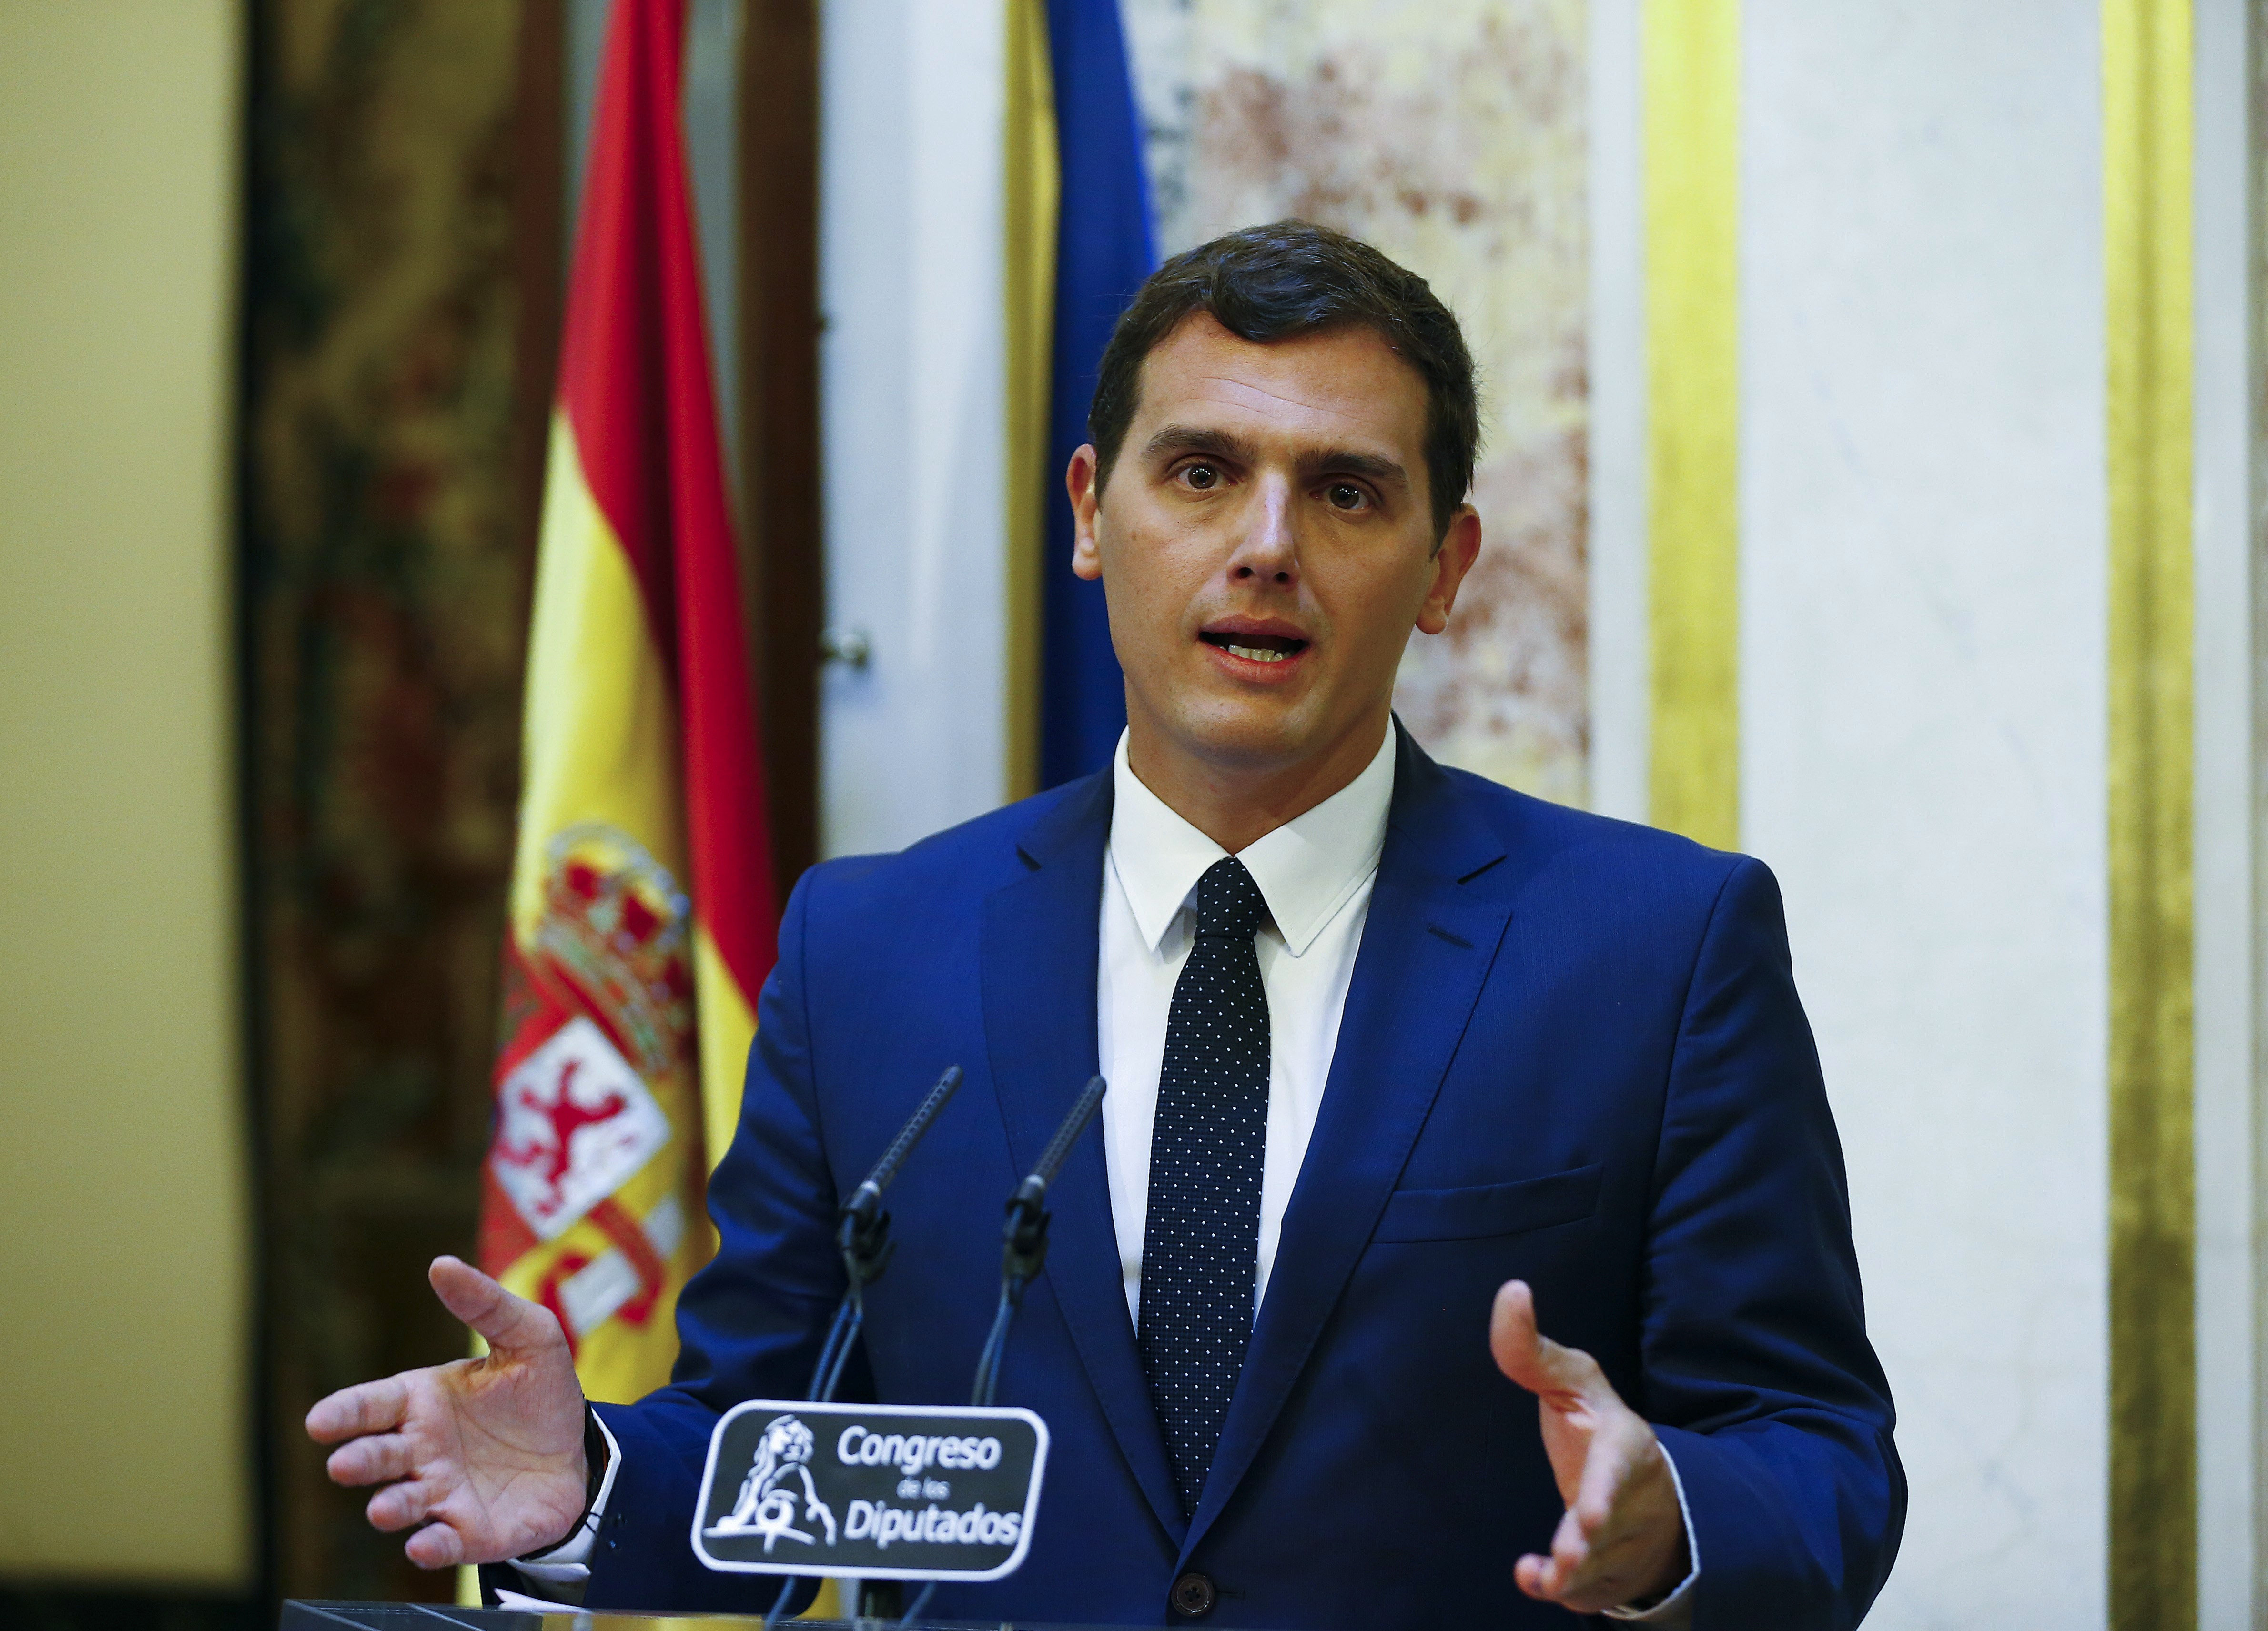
[1600, 1440, 1700, 1626]
[510, 1409, 622, 1585]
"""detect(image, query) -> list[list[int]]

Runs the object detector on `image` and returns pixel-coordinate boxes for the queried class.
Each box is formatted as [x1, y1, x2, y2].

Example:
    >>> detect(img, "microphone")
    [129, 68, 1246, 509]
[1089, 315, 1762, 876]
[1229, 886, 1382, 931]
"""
[768, 1065, 963, 1631]
[972, 1074, 1107, 1408]
[804, 1064, 963, 1403]
[837, 1063, 964, 1279]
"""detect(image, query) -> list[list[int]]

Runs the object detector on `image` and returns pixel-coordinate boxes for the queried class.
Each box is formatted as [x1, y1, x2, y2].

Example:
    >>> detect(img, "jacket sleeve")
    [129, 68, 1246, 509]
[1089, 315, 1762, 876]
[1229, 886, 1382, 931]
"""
[1639, 856, 1906, 1630]
[582, 866, 848, 1613]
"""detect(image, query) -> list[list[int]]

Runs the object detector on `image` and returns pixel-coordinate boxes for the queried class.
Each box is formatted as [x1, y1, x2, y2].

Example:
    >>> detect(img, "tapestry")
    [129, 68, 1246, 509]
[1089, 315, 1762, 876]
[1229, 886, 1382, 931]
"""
[242, 0, 542, 1601]
[1123, 0, 1590, 804]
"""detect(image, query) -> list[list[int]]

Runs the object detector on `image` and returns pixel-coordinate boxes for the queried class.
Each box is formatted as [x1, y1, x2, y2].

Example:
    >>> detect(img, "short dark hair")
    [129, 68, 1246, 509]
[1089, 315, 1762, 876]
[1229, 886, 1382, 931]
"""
[1087, 221, 1480, 539]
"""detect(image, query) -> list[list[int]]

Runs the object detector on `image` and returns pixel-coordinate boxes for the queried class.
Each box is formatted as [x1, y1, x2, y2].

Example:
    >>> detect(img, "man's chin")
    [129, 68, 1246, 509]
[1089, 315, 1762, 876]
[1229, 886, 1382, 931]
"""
[1157, 695, 1334, 772]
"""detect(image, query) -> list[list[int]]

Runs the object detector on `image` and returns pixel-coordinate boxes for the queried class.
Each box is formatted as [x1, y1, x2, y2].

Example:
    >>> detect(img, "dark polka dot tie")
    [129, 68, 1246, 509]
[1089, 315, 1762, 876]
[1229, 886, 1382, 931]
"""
[1138, 855, 1270, 1519]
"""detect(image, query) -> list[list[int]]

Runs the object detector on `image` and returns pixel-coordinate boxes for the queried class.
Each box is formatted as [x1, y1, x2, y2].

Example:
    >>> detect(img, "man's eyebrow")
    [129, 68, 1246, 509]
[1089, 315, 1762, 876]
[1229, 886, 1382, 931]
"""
[1137, 425, 1413, 493]
[1293, 447, 1411, 492]
[1139, 423, 1263, 465]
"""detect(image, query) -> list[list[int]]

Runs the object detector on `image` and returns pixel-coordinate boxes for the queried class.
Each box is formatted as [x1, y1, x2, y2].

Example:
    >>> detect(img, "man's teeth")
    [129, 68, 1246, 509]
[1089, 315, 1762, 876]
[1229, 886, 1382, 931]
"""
[1226, 643, 1291, 663]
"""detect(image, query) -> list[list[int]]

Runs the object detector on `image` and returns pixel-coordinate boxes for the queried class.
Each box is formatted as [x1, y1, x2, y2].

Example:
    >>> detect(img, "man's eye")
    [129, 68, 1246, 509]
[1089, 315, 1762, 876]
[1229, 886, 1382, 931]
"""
[1326, 483, 1368, 511]
[1182, 463, 1221, 491]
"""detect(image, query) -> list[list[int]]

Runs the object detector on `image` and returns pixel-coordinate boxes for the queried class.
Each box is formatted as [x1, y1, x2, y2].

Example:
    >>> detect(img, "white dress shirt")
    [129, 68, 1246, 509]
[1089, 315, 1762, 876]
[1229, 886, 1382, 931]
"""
[1098, 725, 1395, 1326]
[528, 722, 1695, 1623]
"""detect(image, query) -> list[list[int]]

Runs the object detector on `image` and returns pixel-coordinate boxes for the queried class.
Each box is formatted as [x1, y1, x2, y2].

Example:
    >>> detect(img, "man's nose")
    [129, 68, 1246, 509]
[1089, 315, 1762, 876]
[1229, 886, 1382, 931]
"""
[1227, 476, 1298, 585]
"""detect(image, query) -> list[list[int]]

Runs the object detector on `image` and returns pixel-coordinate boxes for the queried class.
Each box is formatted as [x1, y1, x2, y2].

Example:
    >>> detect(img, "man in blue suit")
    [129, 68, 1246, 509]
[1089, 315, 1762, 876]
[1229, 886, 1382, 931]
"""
[310, 222, 1903, 1628]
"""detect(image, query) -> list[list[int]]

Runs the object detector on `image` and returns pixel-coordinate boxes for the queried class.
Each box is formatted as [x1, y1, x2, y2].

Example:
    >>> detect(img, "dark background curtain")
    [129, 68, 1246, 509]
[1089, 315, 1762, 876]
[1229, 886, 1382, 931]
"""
[239, 0, 561, 1604]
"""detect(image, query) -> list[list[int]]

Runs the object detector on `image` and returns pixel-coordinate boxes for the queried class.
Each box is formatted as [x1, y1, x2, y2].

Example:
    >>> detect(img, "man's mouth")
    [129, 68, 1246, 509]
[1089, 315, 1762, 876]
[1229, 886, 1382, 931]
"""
[1199, 630, 1309, 664]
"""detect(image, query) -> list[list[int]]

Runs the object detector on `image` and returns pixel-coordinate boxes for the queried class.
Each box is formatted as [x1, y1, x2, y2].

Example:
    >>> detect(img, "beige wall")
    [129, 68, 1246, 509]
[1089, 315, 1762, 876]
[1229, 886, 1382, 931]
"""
[0, 0, 252, 1588]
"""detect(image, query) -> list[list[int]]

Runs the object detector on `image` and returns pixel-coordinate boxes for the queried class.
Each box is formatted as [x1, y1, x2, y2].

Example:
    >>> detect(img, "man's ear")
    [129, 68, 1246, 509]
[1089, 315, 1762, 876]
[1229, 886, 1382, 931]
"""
[1415, 504, 1482, 635]
[1068, 444, 1104, 581]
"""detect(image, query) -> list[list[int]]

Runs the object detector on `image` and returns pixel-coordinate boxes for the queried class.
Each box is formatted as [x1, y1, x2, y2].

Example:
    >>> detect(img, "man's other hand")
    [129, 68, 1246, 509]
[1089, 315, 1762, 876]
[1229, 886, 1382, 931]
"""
[305, 1255, 590, 1569]
[1490, 1279, 1688, 1615]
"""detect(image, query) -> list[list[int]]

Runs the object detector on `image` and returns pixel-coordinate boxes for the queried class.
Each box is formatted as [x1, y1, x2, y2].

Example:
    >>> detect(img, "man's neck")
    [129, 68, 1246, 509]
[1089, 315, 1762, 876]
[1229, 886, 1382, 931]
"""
[1123, 709, 1393, 854]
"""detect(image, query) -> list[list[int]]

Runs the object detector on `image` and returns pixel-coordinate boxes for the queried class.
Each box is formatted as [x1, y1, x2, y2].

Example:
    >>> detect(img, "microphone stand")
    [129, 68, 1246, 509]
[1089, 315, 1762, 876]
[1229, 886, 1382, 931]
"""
[895, 1075, 1108, 1629]
[761, 1065, 962, 1631]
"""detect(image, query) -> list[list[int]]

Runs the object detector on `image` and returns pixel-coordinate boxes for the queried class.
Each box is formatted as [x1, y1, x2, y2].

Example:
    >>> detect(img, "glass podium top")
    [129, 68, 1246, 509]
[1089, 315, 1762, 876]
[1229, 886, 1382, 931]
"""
[282, 1604, 1231, 1631]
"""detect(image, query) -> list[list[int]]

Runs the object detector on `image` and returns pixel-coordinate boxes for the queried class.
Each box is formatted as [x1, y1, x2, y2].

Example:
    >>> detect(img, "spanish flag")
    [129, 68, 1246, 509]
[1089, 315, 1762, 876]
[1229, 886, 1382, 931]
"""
[477, 0, 774, 1406]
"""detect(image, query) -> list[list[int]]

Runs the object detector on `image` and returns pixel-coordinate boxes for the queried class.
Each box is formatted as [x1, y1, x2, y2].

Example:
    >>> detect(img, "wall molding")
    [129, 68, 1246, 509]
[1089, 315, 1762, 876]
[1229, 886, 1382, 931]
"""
[1642, 0, 1741, 848]
[2105, 0, 2198, 1623]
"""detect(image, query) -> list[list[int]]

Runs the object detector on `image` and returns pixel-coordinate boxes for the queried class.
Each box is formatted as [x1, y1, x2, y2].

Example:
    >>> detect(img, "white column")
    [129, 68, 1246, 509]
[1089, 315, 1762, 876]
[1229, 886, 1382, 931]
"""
[1586, 0, 1647, 825]
[1739, 4, 2108, 1623]
[817, 0, 1010, 858]
[2191, 0, 2258, 1622]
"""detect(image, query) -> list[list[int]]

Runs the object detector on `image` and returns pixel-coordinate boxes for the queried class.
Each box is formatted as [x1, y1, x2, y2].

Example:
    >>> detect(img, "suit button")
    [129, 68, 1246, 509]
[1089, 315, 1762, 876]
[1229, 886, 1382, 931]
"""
[1171, 1571, 1217, 1618]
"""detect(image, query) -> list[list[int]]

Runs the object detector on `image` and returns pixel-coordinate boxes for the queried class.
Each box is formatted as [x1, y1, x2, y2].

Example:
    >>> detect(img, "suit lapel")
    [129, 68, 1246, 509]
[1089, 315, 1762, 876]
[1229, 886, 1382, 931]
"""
[978, 771, 1186, 1544]
[1181, 729, 1515, 1558]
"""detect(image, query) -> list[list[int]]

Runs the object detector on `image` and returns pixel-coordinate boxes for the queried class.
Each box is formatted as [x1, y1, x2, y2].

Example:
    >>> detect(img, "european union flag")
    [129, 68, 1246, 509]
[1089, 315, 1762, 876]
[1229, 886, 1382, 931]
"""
[1039, 0, 1157, 787]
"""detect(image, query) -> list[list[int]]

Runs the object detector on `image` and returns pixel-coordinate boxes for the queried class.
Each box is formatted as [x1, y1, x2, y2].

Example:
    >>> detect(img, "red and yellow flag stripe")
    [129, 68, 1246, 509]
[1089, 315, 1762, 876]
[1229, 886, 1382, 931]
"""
[478, 0, 775, 1408]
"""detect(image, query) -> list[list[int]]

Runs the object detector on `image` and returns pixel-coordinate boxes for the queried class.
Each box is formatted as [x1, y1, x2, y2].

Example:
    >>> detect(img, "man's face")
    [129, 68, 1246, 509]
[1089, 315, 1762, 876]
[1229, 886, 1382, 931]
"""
[1069, 313, 1480, 777]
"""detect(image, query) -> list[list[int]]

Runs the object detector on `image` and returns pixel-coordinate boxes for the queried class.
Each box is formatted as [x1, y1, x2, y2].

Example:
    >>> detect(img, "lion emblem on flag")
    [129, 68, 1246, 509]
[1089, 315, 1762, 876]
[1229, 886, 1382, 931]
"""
[481, 824, 698, 1352]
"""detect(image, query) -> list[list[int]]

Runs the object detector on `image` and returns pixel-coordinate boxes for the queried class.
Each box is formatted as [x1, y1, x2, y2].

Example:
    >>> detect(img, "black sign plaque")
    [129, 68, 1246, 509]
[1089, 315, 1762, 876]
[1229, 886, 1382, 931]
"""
[691, 1399, 1049, 1583]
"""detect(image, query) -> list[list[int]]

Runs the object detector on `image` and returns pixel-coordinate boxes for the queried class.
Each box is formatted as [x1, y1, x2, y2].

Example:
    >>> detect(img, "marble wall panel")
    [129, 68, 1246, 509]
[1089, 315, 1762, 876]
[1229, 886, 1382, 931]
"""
[1123, 0, 1590, 802]
[1740, 3, 2107, 1621]
[2188, 0, 2261, 1616]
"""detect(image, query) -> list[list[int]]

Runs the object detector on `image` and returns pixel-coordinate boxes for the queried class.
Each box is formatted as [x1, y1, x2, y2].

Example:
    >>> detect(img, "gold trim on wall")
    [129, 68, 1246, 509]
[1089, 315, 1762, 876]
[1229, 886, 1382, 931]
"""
[2105, 0, 2197, 1625]
[1003, 0, 1060, 804]
[1642, 0, 1741, 850]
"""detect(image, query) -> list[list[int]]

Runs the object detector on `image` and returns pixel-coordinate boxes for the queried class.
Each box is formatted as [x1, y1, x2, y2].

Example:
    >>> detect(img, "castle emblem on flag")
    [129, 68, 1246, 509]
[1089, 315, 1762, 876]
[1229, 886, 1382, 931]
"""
[524, 822, 696, 1087]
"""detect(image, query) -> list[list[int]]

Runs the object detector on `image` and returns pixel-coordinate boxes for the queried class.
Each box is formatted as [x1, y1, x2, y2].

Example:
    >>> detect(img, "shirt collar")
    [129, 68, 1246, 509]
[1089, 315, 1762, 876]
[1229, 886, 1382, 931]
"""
[1106, 724, 1397, 958]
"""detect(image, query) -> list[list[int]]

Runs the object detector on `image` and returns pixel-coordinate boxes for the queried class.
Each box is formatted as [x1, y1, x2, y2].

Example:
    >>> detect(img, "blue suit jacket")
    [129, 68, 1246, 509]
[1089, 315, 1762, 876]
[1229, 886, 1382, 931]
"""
[584, 728, 1904, 1627]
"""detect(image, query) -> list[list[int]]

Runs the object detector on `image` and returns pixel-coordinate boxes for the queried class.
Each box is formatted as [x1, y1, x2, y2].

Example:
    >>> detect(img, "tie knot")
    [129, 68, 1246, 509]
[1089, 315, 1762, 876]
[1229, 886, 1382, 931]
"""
[1194, 856, 1268, 939]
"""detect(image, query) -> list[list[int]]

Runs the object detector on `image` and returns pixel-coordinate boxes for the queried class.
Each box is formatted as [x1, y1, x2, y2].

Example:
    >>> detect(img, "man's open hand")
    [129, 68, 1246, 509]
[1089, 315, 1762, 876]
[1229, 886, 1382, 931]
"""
[1490, 1279, 1688, 1616]
[305, 1256, 591, 1569]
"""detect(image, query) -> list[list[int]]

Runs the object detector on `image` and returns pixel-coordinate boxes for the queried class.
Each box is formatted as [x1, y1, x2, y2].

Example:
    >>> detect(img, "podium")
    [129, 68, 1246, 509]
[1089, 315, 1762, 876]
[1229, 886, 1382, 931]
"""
[282, 1604, 1235, 1631]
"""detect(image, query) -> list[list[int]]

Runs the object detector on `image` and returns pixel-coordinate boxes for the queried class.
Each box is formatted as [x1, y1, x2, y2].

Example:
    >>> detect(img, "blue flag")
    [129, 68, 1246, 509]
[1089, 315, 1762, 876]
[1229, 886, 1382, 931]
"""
[1040, 0, 1157, 787]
